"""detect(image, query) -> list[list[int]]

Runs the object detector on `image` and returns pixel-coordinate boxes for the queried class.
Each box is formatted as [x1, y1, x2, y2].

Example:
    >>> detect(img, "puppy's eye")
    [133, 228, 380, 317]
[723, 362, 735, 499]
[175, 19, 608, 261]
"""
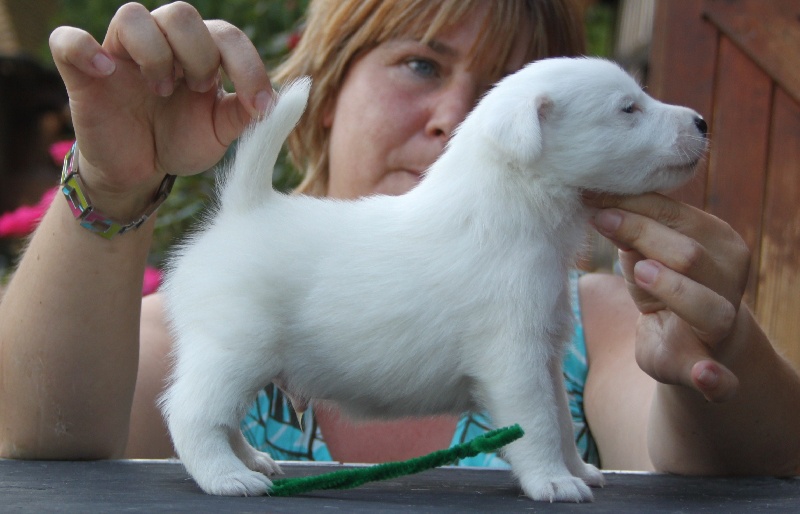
[622, 103, 638, 114]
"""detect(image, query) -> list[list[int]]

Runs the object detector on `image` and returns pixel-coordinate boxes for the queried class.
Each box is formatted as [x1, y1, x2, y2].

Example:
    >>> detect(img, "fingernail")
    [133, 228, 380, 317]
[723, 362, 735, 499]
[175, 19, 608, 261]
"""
[91, 53, 115, 75]
[593, 209, 622, 234]
[254, 90, 273, 115]
[634, 260, 659, 284]
[697, 368, 719, 388]
[155, 78, 174, 97]
[189, 74, 217, 93]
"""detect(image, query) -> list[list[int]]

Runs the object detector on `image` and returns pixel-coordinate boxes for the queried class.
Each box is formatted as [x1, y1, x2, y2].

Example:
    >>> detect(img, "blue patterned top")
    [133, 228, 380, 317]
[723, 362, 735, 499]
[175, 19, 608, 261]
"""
[241, 270, 599, 467]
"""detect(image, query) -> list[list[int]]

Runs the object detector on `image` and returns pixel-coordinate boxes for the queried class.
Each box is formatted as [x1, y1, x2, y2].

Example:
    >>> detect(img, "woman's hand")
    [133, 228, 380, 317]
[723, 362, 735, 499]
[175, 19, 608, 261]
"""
[49, 1, 273, 219]
[587, 193, 752, 402]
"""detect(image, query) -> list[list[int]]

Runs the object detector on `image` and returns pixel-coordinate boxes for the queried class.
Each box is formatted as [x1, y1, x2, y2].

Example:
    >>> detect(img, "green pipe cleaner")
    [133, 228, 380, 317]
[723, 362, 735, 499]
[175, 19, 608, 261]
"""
[269, 423, 524, 497]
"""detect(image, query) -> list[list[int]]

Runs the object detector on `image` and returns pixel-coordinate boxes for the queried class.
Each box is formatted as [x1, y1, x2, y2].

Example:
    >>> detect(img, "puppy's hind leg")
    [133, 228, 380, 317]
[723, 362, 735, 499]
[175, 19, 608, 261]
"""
[161, 332, 280, 496]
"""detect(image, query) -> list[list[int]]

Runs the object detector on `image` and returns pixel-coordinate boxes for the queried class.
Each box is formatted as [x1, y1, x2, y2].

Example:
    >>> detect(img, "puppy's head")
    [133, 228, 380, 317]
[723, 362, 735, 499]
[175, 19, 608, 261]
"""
[470, 57, 707, 195]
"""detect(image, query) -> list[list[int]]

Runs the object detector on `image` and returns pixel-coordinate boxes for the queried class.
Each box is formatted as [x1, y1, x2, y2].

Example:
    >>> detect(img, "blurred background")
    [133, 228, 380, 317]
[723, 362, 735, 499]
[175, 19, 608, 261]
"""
[5, 0, 800, 376]
[0, 0, 652, 279]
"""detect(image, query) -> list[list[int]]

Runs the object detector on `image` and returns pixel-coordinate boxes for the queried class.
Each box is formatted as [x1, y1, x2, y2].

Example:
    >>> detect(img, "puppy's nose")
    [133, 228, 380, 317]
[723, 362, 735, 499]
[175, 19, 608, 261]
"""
[694, 116, 708, 137]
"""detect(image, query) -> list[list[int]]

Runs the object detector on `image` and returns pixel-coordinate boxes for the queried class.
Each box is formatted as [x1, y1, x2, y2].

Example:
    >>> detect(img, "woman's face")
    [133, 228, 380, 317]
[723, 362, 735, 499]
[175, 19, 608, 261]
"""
[325, 7, 531, 199]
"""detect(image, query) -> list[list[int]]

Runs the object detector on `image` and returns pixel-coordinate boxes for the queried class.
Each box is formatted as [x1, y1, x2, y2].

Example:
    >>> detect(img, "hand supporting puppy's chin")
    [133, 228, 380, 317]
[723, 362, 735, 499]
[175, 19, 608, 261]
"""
[580, 190, 629, 208]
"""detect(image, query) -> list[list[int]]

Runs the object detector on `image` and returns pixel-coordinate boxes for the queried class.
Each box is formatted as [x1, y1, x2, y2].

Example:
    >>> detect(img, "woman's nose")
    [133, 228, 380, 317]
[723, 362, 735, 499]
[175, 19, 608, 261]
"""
[425, 80, 479, 142]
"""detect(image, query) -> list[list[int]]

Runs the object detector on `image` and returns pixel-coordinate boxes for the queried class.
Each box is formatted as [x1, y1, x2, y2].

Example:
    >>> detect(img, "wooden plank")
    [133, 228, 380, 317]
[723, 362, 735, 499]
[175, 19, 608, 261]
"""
[3, 460, 800, 512]
[705, 37, 772, 308]
[650, 0, 718, 208]
[650, 0, 717, 111]
[755, 88, 800, 368]
[704, 0, 800, 105]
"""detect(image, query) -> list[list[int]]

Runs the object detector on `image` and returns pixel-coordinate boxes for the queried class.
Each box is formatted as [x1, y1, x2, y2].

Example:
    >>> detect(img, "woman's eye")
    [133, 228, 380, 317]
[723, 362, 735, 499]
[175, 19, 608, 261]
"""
[407, 58, 438, 78]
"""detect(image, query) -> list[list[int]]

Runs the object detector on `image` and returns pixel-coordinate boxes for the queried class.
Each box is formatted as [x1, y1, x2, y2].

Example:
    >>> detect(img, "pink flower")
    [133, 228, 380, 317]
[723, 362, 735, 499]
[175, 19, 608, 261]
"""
[0, 187, 58, 238]
[142, 266, 163, 296]
[49, 140, 75, 164]
[0, 139, 75, 237]
[1, 140, 163, 296]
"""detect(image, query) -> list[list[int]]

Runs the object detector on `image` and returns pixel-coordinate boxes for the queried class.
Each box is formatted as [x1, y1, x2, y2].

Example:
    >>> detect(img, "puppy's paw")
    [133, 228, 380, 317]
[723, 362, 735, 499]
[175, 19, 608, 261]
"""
[520, 474, 594, 503]
[198, 469, 273, 496]
[230, 430, 283, 476]
[577, 462, 604, 488]
[242, 449, 283, 476]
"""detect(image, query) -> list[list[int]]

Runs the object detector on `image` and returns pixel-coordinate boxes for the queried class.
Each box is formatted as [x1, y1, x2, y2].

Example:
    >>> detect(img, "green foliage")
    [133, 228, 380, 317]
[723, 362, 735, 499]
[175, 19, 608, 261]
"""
[33, 1, 617, 270]
[585, 2, 617, 58]
[52, 0, 308, 65]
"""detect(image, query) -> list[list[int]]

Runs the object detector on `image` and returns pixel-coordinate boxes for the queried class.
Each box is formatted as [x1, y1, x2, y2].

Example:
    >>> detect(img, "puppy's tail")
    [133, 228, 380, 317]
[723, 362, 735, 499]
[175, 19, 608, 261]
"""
[218, 77, 311, 213]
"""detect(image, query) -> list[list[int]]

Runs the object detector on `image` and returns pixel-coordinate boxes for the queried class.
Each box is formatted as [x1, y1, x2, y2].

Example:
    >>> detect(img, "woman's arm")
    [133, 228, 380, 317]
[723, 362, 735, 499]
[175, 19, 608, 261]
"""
[647, 303, 800, 475]
[0, 199, 153, 458]
[0, 2, 272, 459]
[583, 193, 800, 475]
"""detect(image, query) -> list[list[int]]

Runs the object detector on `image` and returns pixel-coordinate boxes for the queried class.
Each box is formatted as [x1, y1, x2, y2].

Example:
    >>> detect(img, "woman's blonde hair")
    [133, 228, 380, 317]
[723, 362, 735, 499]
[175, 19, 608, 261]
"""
[273, 0, 586, 196]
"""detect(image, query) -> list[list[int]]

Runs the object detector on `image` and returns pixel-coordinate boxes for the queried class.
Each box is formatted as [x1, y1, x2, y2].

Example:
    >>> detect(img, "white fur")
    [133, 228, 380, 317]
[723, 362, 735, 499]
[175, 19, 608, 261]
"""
[160, 58, 707, 502]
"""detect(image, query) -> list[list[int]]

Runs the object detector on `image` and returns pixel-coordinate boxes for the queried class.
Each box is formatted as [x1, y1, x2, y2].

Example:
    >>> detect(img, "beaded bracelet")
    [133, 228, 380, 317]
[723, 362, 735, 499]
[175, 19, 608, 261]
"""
[60, 142, 176, 239]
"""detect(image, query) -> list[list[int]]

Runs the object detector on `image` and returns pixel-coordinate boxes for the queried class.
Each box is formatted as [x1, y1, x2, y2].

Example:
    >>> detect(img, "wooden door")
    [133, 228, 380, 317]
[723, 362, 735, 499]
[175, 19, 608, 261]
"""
[649, 0, 800, 368]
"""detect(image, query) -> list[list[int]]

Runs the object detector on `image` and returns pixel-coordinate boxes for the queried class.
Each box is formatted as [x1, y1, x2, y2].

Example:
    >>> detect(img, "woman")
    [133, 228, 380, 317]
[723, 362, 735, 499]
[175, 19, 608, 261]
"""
[1, 0, 798, 476]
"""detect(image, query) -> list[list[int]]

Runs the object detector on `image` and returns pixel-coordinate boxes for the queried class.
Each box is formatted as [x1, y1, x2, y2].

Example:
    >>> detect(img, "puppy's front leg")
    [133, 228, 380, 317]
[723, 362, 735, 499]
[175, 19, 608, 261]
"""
[550, 355, 604, 487]
[231, 428, 284, 478]
[481, 344, 594, 502]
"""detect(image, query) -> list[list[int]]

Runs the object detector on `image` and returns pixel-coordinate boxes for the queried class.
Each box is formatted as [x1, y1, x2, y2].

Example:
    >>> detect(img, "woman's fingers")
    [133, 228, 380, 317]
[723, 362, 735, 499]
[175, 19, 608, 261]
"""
[49, 27, 116, 85]
[634, 258, 737, 343]
[593, 207, 713, 279]
[151, 2, 221, 94]
[636, 312, 740, 402]
[104, 3, 272, 117]
[105, 2, 177, 96]
[588, 193, 707, 242]
[690, 358, 739, 402]
[206, 19, 274, 117]
[590, 195, 749, 308]
[589, 193, 750, 265]
[618, 243, 737, 349]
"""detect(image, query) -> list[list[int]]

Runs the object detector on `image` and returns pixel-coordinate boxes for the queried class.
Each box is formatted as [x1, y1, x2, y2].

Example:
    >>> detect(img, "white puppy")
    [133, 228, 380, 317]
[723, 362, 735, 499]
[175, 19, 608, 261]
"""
[161, 57, 707, 502]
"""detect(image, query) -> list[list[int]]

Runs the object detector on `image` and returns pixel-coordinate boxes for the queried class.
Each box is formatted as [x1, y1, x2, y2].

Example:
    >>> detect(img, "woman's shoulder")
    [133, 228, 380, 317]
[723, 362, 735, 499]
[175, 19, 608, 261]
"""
[141, 292, 170, 337]
[577, 271, 657, 471]
[578, 272, 632, 319]
[577, 270, 626, 300]
[577, 271, 638, 356]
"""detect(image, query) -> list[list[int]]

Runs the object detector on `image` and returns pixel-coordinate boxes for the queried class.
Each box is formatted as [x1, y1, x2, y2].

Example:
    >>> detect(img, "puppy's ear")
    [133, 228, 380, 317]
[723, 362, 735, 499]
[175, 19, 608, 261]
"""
[480, 94, 552, 165]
